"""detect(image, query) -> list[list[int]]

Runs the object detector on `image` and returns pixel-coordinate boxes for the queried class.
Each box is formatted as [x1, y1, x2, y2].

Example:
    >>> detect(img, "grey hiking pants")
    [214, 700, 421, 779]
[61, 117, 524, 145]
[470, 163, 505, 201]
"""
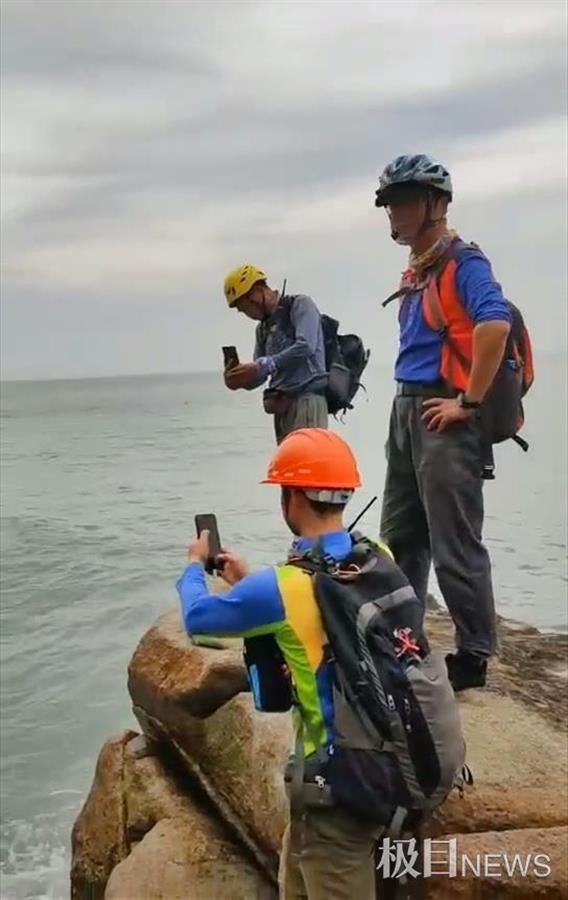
[274, 393, 328, 445]
[380, 396, 496, 658]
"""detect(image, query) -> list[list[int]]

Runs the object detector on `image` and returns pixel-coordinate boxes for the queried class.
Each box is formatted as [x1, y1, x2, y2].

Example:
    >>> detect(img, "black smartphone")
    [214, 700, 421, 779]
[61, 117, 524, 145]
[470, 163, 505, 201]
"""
[194, 513, 223, 574]
[222, 345, 240, 371]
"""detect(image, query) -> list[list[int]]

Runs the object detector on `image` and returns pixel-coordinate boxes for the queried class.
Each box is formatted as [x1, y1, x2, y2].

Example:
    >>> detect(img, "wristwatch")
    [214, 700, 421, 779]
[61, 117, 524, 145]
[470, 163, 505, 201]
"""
[457, 392, 481, 410]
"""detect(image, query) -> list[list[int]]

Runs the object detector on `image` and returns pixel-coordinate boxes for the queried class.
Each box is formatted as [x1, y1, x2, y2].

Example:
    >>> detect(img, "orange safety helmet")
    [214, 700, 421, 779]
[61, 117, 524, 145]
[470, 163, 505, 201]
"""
[262, 429, 362, 496]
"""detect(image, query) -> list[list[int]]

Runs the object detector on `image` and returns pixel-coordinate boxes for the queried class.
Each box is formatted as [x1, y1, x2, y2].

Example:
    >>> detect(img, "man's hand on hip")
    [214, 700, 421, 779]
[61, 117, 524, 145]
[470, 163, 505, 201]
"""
[422, 397, 474, 432]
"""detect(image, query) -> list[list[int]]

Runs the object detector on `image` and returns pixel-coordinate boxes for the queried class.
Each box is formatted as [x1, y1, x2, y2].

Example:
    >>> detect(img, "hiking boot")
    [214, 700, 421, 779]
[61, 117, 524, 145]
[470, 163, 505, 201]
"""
[445, 652, 487, 692]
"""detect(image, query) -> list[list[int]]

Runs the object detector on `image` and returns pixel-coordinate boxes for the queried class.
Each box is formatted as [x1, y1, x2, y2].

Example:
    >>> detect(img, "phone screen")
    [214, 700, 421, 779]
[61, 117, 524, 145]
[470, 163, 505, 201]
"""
[194, 514, 222, 574]
[222, 345, 240, 371]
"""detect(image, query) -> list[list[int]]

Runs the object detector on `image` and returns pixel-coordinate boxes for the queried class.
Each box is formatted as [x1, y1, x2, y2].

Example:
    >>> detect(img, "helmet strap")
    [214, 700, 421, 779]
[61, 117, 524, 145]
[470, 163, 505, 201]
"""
[416, 190, 446, 237]
[390, 189, 447, 245]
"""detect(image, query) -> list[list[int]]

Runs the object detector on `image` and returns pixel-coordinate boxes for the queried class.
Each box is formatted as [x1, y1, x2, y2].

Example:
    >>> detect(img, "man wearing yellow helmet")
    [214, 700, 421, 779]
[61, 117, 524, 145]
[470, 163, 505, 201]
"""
[222, 264, 328, 443]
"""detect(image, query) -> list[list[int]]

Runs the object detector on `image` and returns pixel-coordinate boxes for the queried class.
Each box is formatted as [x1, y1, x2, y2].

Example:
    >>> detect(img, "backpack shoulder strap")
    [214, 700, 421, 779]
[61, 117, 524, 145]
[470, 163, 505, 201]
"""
[287, 533, 387, 580]
[382, 238, 479, 309]
[421, 239, 486, 374]
[258, 294, 298, 344]
[447, 238, 487, 263]
[422, 277, 472, 375]
[278, 294, 300, 337]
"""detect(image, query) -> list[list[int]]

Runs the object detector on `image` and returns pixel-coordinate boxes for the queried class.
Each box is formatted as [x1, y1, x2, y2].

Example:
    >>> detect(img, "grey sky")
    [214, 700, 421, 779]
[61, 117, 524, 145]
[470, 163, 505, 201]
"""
[1, 0, 566, 380]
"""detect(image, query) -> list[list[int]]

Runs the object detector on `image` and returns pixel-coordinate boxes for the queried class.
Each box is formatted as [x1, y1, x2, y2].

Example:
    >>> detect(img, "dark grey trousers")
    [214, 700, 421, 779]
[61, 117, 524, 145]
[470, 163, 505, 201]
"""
[380, 396, 496, 658]
[274, 393, 328, 445]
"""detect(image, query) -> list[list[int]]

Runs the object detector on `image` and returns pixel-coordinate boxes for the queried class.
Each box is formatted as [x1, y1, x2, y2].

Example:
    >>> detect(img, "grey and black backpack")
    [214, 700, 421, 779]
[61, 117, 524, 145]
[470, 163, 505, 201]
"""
[278, 294, 370, 416]
[288, 535, 469, 833]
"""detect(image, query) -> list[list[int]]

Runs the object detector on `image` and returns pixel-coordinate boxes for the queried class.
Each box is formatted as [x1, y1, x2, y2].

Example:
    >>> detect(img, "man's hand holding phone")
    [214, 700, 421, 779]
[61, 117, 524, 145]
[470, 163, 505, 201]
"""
[224, 361, 260, 391]
[216, 552, 249, 586]
[187, 534, 249, 586]
[191, 514, 250, 586]
[187, 530, 211, 567]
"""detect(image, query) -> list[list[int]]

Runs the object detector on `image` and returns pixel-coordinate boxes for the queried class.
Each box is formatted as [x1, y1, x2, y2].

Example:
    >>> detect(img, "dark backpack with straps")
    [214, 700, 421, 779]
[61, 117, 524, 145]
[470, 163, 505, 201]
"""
[286, 535, 468, 832]
[280, 295, 370, 416]
[426, 241, 534, 449]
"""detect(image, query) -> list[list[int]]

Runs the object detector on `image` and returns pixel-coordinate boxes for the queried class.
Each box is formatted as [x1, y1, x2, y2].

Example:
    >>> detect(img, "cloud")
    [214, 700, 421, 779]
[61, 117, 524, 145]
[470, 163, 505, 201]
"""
[1, 0, 567, 379]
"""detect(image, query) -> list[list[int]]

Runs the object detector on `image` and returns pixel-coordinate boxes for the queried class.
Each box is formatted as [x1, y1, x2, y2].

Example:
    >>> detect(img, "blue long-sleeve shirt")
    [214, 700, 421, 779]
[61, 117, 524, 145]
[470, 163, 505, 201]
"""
[176, 531, 355, 756]
[253, 294, 327, 395]
[395, 254, 511, 383]
[177, 531, 352, 638]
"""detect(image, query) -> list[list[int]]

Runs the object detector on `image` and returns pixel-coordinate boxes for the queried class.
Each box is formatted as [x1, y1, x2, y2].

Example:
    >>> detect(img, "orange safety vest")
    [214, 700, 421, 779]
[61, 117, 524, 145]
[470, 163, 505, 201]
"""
[421, 257, 473, 392]
[420, 251, 534, 397]
[385, 241, 534, 450]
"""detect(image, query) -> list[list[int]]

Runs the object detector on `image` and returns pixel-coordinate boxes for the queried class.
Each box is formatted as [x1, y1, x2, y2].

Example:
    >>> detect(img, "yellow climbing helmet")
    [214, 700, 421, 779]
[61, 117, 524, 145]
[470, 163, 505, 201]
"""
[223, 264, 267, 308]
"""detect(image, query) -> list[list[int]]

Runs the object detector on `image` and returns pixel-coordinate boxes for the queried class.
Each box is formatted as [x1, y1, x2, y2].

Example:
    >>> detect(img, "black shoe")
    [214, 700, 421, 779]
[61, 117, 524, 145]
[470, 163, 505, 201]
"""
[446, 652, 487, 692]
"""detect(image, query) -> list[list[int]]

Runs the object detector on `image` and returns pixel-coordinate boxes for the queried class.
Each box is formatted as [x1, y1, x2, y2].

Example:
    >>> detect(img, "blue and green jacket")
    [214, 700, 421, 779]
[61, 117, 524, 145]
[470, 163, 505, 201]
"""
[176, 531, 355, 757]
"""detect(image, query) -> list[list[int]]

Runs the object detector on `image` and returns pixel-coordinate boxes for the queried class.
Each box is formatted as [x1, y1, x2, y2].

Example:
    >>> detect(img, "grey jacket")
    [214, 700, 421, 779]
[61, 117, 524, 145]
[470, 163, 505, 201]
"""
[252, 294, 327, 395]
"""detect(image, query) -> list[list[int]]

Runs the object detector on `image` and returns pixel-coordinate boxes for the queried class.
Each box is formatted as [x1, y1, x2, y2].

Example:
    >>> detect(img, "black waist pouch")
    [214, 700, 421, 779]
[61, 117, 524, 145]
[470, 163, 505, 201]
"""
[243, 634, 293, 712]
[262, 389, 294, 416]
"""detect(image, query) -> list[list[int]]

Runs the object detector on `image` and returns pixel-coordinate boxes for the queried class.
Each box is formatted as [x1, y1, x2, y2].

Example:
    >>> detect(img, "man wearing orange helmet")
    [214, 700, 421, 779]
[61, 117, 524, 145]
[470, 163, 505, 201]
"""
[222, 264, 328, 443]
[177, 429, 384, 898]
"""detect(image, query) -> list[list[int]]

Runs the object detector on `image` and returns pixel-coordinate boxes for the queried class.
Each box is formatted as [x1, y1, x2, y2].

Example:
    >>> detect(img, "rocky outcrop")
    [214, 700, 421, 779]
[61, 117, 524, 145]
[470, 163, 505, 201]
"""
[128, 610, 568, 845]
[427, 783, 568, 839]
[128, 611, 293, 874]
[127, 610, 248, 718]
[105, 815, 276, 900]
[426, 692, 568, 838]
[427, 608, 568, 727]
[71, 731, 136, 900]
[72, 603, 568, 898]
[423, 827, 568, 898]
[71, 729, 276, 899]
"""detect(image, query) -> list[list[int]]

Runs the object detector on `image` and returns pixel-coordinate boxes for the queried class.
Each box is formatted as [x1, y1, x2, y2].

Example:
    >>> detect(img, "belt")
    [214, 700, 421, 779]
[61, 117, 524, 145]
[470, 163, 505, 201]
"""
[396, 381, 457, 399]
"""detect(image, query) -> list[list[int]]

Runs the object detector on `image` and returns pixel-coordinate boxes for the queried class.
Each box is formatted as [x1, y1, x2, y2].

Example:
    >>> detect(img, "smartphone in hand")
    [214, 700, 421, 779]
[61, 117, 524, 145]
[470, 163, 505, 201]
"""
[222, 345, 240, 371]
[195, 513, 223, 574]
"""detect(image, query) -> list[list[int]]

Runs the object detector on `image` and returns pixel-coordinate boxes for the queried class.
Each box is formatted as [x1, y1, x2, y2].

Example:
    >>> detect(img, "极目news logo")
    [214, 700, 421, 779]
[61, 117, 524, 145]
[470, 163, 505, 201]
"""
[376, 837, 552, 880]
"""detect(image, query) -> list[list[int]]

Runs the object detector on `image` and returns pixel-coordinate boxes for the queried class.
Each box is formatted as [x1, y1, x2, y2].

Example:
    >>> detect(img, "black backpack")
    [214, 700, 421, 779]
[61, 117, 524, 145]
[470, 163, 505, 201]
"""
[281, 295, 370, 416]
[243, 536, 468, 832]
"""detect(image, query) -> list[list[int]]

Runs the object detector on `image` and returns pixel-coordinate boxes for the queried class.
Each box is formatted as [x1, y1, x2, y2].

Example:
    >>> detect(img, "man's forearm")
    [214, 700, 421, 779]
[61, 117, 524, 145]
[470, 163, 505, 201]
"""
[270, 338, 311, 373]
[466, 321, 511, 403]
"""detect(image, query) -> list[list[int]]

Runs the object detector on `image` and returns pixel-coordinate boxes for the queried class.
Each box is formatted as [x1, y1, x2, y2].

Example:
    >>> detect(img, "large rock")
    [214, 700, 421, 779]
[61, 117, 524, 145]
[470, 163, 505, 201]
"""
[423, 612, 568, 837]
[122, 733, 207, 844]
[105, 816, 277, 900]
[129, 608, 567, 854]
[426, 610, 568, 726]
[423, 826, 568, 898]
[129, 609, 293, 875]
[428, 785, 568, 839]
[128, 610, 249, 719]
[71, 731, 136, 900]
[71, 730, 275, 899]
[427, 614, 568, 835]
[428, 693, 568, 837]
[75, 602, 568, 898]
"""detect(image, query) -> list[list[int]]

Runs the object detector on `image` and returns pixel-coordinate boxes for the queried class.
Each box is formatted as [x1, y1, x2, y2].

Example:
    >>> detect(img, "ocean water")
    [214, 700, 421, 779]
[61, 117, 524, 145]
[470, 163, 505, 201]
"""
[1, 361, 567, 899]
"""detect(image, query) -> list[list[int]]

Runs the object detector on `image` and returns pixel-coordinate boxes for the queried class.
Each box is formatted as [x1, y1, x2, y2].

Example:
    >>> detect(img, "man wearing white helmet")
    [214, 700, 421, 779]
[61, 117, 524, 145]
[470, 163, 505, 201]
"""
[375, 154, 512, 692]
